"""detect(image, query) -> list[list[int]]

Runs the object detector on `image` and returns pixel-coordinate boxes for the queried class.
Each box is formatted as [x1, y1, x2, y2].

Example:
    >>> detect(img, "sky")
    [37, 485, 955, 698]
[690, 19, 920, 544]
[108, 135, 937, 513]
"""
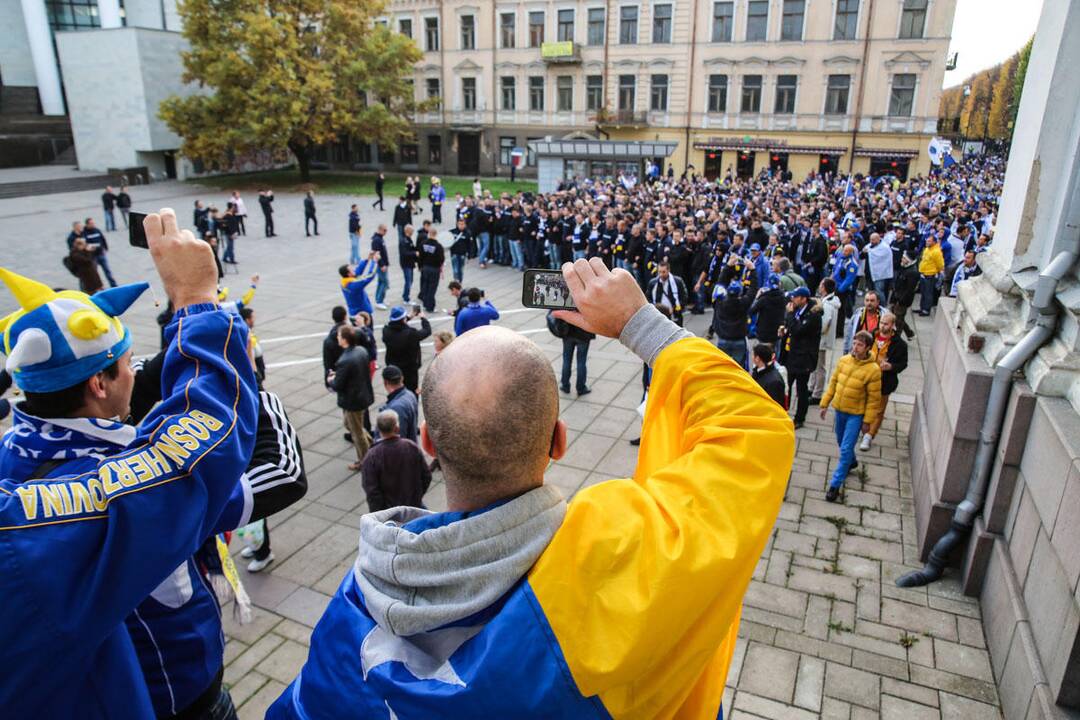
[942, 0, 1044, 88]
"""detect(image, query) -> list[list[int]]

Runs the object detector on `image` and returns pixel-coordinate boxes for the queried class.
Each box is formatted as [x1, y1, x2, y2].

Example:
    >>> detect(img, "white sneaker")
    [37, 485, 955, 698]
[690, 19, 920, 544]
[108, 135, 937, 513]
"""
[240, 546, 256, 559]
[859, 433, 872, 451]
[246, 554, 274, 573]
[376, 303, 388, 310]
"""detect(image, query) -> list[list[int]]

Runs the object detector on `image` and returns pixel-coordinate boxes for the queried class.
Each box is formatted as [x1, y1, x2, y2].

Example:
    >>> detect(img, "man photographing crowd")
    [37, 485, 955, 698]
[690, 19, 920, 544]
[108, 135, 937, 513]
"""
[271, 258, 795, 719]
[0, 210, 261, 717]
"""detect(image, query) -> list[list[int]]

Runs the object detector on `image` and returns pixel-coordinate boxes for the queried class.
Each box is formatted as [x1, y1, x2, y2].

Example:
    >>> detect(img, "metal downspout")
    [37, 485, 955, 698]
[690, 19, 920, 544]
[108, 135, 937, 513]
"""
[897, 250, 1078, 588]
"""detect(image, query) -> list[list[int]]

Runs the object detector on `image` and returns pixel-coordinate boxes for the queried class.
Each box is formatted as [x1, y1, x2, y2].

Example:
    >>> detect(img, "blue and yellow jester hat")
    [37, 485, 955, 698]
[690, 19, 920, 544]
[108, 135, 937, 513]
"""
[0, 268, 148, 393]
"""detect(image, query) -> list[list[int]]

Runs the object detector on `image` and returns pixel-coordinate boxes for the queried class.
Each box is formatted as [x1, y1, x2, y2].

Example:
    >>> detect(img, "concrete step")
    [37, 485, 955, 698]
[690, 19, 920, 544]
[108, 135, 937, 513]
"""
[0, 86, 41, 115]
[0, 172, 126, 200]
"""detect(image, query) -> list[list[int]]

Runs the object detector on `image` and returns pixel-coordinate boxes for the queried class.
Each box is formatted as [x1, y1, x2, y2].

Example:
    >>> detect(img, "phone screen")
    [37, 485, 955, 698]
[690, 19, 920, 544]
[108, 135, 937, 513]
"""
[522, 269, 577, 310]
[129, 211, 149, 249]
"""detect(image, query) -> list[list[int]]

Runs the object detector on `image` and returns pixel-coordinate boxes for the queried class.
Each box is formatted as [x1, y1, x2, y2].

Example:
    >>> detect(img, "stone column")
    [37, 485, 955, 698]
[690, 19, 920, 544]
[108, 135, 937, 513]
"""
[19, 0, 65, 115]
[97, 0, 123, 29]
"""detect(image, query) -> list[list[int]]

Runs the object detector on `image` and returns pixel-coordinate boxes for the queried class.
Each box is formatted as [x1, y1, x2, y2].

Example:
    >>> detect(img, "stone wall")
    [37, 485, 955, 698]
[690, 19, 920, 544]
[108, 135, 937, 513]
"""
[912, 295, 1080, 719]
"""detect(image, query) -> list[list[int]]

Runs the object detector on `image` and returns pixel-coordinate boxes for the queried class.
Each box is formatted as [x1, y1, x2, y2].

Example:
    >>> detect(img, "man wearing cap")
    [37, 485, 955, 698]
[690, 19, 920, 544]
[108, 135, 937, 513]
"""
[748, 243, 770, 289]
[382, 305, 432, 393]
[0, 211, 261, 719]
[378, 365, 419, 443]
[710, 280, 753, 369]
[749, 274, 787, 348]
[779, 285, 821, 429]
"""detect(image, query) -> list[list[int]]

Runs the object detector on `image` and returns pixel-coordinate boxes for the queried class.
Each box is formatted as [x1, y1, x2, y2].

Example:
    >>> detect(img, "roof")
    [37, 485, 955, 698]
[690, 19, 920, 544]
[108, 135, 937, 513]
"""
[527, 140, 678, 159]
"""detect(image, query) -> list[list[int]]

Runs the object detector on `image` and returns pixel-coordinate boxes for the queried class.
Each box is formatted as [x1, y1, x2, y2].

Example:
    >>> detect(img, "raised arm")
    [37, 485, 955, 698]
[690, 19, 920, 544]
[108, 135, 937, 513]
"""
[542, 259, 795, 717]
[0, 210, 259, 697]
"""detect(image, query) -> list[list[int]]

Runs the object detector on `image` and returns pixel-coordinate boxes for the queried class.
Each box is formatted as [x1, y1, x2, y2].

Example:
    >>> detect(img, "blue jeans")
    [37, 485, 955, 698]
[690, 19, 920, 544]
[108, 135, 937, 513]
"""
[223, 235, 236, 264]
[103, 209, 116, 231]
[830, 410, 864, 489]
[402, 267, 414, 302]
[510, 240, 524, 269]
[548, 246, 561, 269]
[573, 249, 587, 261]
[451, 254, 466, 283]
[873, 278, 892, 302]
[478, 232, 491, 265]
[716, 337, 747, 369]
[561, 338, 590, 393]
[96, 252, 117, 286]
[349, 233, 361, 264]
[375, 267, 389, 304]
[495, 234, 508, 263]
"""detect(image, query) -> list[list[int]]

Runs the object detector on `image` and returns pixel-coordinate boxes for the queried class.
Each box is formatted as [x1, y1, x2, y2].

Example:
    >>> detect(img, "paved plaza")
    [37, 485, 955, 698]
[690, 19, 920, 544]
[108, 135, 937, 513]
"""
[0, 182, 1003, 718]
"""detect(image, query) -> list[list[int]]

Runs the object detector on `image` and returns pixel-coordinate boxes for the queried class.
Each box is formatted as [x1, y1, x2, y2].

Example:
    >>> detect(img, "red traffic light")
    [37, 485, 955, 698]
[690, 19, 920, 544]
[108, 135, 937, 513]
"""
[708, 153, 716, 159]
[772, 155, 779, 161]
[890, 161, 898, 168]
[821, 158, 829, 164]
[740, 154, 748, 160]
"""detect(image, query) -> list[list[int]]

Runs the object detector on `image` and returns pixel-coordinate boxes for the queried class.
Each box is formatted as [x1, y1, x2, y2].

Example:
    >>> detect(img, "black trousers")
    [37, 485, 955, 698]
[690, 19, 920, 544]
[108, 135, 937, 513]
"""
[305, 214, 318, 235]
[524, 239, 544, 268]
[432, 203, 442, 224]
[373, 192, 384, 210]
[788, 371, 811, 423]
[419, 265, 440, 311]
[263, 211, 274, 236]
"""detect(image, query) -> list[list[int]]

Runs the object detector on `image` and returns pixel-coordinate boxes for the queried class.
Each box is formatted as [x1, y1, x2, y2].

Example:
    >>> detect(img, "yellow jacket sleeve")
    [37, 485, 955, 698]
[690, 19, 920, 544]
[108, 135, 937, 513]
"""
[529, 337, 795, 719]
[240, 285, 256, 307]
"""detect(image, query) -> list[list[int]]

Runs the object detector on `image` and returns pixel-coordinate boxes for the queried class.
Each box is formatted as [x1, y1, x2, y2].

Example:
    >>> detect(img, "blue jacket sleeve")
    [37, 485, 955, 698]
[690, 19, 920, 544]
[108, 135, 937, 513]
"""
[454, 311, 464, 336]
[0, 306, 258, 681]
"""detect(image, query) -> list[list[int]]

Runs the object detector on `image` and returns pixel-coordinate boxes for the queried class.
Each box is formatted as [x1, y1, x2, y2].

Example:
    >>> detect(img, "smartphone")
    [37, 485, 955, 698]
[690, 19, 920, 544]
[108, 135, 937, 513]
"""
[129, 211, 149, 248]
[522, 269, 577, 310]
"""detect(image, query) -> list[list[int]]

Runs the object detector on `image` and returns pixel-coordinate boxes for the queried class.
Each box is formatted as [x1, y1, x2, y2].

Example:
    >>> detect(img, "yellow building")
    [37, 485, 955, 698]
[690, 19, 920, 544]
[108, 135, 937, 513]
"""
[360, 0, 954, 181]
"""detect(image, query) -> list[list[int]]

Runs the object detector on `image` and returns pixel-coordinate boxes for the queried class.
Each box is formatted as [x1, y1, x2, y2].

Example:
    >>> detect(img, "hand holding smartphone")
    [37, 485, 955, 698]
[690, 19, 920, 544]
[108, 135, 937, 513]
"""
[129, 211, 149, 248]
[522, 269, 577, 310]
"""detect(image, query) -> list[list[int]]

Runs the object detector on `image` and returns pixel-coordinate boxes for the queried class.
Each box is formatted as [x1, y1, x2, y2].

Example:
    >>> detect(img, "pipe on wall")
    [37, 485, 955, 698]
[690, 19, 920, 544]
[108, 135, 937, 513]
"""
[897, 249, 1079, 588]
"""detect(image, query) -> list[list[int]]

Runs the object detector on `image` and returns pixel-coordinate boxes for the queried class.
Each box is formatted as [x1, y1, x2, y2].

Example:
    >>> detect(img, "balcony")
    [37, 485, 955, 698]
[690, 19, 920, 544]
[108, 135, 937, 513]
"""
[593, 109, 649, 128]
[541, 41, 581, 64]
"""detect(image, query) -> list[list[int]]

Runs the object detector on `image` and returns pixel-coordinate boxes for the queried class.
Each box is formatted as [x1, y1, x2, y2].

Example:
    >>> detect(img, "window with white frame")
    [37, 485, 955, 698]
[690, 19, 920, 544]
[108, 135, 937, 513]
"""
[619, 6, 638, 44]
[501, 76, 516, 110]
[711, 2, 733, 42]
[586, 74, 604, 109]
[529, 76, 545, 111]
[500, 12, 516, 48]
[834, 0, 859, 40]
[707, 74, 728, 112]
[780, 0, 804, 41]
[426, 78, 441, 108]
[526, 137, 541, 166]
[500, 137, 515, 165]
[460, 15, 475, 49]
[557, 76, 573, 111]
[618, 74, 636, 110]
[746, 1, 768, 41]
[650, 74, 668, 111]
[899, 0, 927, 39]
[741, 75, 762, 112]
[462, 77, 477, 110]
[557, 9, 575, 41]
[652, 4, 672, 43]
[529, 11, 545, 46]
[774, 74, 797, 114]
[587, 8, 606, 44]
[825, 74, 850, 114]
[888, 73, 916, 116]
[425, 17, 439, 51]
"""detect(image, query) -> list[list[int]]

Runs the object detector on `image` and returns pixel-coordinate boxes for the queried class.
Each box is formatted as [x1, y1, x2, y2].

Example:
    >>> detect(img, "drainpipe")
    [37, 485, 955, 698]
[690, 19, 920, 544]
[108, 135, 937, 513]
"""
[897, 249, 1079, 588]
[848, 0, 875, 175]
[683, 0, 700, 174]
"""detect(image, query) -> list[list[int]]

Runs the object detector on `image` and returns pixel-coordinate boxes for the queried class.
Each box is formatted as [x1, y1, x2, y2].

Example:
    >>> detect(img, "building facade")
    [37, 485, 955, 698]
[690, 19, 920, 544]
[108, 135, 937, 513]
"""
[343, 0, 955, 180]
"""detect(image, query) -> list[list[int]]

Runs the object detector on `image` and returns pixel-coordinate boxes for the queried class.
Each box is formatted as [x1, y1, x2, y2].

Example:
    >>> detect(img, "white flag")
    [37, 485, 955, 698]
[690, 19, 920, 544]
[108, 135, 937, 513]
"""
[928, 137, 945, 166]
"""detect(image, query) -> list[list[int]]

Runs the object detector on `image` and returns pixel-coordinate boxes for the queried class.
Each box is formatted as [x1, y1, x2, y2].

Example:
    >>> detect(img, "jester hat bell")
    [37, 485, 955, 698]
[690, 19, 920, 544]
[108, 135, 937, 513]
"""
[0, 268, 148, 393]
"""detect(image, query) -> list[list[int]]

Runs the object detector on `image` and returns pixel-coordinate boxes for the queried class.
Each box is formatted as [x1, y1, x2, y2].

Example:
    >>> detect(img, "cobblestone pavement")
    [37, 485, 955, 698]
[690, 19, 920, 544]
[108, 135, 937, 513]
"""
[0, 182, 1002, 719]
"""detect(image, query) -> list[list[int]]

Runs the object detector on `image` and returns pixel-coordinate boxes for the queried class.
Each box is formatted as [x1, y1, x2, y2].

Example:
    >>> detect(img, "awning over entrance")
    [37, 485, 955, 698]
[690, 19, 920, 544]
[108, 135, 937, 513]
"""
[528, 140, 678, 160]
[854, 148, 920, 159]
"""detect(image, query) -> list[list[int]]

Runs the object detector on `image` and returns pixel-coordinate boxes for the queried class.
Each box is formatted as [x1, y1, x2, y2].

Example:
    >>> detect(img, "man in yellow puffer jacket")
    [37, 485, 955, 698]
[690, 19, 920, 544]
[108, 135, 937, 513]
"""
[917, 236, 945, 316]
[819, 329, 881, 502]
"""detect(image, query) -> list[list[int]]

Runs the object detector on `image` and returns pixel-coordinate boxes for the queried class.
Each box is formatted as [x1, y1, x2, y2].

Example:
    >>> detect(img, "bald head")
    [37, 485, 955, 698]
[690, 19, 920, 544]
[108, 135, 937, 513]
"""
[421, 326, 559, 503]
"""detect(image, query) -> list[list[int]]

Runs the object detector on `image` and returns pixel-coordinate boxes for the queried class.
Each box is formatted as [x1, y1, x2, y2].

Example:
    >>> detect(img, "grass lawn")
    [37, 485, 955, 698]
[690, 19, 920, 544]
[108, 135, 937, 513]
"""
[191, 169, 537, 198]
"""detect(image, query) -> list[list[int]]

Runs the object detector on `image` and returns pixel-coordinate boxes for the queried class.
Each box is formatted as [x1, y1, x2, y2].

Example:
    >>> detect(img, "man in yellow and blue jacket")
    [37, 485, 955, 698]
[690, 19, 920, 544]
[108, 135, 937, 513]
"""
[270, 258, 795, 719]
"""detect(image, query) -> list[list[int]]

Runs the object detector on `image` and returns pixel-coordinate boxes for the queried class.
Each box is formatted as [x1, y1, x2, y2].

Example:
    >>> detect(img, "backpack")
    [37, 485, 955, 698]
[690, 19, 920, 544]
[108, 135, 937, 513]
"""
[546, 311, 571, 339]
[62, 255, 78, 277]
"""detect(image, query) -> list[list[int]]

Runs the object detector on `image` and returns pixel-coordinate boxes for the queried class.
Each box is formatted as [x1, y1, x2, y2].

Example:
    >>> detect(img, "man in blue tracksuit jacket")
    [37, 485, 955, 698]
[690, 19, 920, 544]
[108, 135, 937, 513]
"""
[0, 210, 258, 719]
[340, 255, 379, 317]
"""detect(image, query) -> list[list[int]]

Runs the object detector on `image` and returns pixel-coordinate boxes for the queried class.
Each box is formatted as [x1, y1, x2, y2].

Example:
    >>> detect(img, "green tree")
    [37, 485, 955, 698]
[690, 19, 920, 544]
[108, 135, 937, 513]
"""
[987, 57, 1015, 139]
[1010, 37, 1034, 130]
[161, 0, 424, 181]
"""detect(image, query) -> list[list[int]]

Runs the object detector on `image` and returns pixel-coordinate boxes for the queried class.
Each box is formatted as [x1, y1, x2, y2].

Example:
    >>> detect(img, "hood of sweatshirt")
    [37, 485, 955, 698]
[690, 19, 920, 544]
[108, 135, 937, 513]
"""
[353, 484, 567, 637]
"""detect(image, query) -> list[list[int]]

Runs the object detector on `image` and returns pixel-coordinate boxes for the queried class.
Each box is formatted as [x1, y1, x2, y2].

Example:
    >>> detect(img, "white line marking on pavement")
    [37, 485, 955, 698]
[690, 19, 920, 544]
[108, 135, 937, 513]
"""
[264, 326, 549, 369]
[259, 307, 541, 345]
